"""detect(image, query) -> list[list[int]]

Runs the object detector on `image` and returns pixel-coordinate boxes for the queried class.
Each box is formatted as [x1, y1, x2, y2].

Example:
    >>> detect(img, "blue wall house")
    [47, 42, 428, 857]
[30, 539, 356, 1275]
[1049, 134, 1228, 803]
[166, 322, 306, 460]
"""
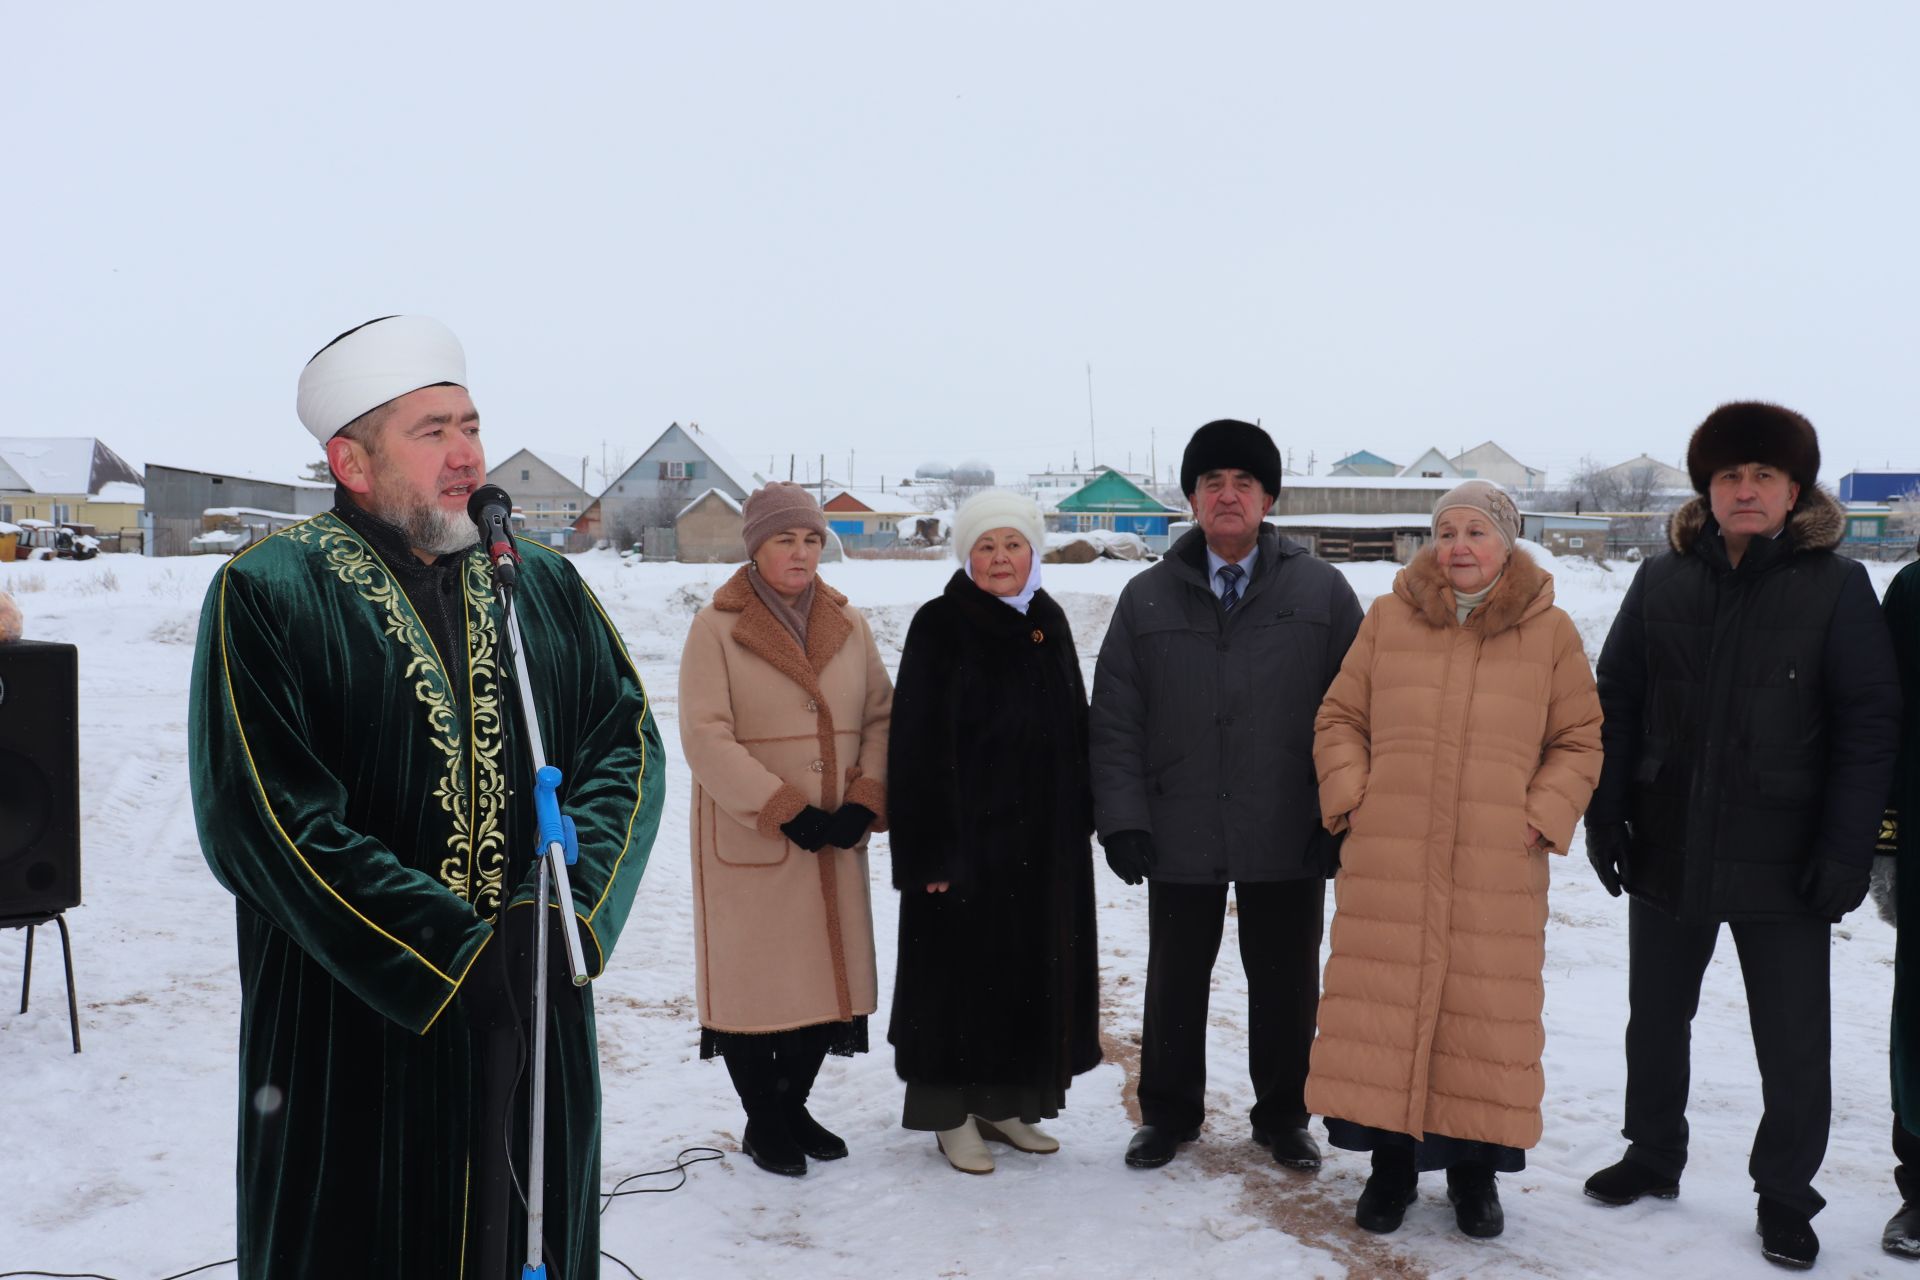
[1839, 471, 1920, 503]
[1052, 469, 1181, 541]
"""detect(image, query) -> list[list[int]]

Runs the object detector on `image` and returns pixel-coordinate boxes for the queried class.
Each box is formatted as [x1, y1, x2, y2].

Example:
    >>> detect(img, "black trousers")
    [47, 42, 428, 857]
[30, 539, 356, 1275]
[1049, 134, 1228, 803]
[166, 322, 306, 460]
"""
[1621, 897, 1831, 1216]
[1896, 1116, 1920, 1204]
[1138, 877, 1325, 1135]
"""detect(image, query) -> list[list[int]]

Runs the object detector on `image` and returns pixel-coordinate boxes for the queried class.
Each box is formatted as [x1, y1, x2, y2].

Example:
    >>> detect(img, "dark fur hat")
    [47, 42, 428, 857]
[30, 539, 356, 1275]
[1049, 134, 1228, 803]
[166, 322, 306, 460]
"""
[1181, 419, 1281, 498]
[1685, 401, 1820, 496]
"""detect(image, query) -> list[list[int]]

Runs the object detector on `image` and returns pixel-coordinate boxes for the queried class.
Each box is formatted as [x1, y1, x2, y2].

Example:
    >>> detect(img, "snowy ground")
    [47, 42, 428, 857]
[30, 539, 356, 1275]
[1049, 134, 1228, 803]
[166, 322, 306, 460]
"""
[1, 546, 1913, 1279]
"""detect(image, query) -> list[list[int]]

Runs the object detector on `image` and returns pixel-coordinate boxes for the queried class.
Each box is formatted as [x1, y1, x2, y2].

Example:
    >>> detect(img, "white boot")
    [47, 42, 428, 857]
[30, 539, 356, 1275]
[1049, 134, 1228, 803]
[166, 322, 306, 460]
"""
[975, 1115, 1060, 1154]
[935, 1117, 995, 1174]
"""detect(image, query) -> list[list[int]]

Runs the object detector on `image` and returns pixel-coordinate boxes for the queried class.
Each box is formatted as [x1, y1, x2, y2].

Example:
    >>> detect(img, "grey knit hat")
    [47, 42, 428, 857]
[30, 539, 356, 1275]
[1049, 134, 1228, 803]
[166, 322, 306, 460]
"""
[741, 482, 829, 557]
[1432, 480, 1522, 547]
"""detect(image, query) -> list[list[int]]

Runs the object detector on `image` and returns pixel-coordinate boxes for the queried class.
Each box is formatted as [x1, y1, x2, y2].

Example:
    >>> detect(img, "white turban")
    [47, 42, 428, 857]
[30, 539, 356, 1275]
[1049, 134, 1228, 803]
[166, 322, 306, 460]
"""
[296, 315, 467, 444]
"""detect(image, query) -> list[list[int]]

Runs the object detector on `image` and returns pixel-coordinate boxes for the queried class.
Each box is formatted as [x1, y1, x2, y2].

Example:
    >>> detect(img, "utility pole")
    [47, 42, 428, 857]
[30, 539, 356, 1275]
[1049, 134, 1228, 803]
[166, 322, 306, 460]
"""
[819, 453, 826, 499]
[1086, 362, 1097, 468]
[788, 453, 795, 482]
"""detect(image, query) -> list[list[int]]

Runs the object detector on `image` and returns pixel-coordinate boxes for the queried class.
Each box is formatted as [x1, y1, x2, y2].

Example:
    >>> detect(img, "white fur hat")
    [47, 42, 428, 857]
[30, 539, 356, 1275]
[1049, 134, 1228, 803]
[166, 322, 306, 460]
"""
[296, 315, 467, 444]
[952, 489, 1046, 562]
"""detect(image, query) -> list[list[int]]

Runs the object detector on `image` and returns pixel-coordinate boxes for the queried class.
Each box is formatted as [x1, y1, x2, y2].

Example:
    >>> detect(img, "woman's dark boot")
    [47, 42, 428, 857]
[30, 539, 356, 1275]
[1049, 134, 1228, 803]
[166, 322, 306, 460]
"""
[1355, 1146, 1419, 1233]
[782, 1043, 848, 1160]
[723, 1045, 807, 1176]
[1447, 1161, 1505, 1238]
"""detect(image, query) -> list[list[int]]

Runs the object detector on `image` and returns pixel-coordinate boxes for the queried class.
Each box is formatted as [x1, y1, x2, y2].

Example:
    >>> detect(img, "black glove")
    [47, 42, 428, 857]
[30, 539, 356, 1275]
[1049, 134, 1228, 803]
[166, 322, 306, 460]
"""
[781, 804, 835, 852]
[1308, 827, 1348, 877]
[823, 803, 876, 850]
[1585, 822, 1630, 898]
[1103, 829, 1156, 886]
[463, 903, 583, 1030]
[1800, 856, 1871, 921]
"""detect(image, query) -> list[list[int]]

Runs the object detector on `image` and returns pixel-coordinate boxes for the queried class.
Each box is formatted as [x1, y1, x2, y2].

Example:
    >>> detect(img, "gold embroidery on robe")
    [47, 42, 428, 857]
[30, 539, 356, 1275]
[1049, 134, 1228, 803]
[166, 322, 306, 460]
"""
[280, 515, 506, 909]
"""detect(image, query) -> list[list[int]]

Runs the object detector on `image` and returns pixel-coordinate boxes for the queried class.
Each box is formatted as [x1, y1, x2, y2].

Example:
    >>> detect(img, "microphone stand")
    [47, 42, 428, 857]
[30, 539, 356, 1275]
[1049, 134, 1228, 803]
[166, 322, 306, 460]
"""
[480, 527, 591, 1280]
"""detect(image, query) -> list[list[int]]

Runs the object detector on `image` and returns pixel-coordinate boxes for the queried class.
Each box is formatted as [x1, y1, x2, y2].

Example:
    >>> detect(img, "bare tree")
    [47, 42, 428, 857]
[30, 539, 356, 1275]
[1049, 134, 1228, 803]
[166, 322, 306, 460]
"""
[604, 484, 698, 550]
[593, 446, 630, 493]
[1542, 457, 1684, 549]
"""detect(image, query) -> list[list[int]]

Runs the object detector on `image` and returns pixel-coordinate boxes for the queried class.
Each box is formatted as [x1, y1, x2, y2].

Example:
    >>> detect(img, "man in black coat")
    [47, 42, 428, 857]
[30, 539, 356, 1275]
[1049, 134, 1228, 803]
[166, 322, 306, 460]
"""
[1090, 419, 1363, 1171]
[1581, 402, 1900, 1270]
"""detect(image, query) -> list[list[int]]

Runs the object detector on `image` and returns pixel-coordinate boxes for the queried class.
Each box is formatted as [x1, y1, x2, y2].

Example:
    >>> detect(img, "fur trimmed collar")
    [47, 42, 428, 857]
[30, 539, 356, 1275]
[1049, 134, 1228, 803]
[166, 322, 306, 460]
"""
[1666, 485, 1846, 556]
[712, 565, 854, 697]
[940, 567, 1066, 640]
[1394, 545, 1553, 637]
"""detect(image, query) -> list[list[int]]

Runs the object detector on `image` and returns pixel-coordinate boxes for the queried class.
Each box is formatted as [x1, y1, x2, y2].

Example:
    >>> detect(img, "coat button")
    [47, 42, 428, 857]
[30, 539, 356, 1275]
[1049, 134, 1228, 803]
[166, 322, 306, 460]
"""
[806, 699, 818, 712]
[1031, 629, 1045, 644]
[811, 760, 825, 772]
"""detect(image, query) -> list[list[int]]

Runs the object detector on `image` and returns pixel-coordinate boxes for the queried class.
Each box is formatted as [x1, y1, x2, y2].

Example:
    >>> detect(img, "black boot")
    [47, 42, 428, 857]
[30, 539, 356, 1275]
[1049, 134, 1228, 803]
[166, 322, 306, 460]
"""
[1447, 1161, 1504, 1238]
[1584, 1157, 1681, 1206]
[723, 1044, 808, 1177]
[1756, 1197, 1819, 1270]
[1355, 1146, 1418, 1234]
[1884, 1201, 1920, 1258]
[783, 1043, 847, 1161]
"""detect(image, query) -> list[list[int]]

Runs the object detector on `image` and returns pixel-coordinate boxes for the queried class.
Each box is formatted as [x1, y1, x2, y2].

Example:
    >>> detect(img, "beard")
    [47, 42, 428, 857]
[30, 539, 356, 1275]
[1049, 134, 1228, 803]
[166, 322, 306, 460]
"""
[367, 471, 480, 557]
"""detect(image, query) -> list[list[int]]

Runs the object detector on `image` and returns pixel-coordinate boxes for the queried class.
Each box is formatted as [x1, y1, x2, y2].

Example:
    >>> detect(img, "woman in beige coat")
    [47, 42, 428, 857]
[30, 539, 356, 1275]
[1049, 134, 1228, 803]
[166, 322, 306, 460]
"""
[1306, 481, 1603, 1239]
[679, 483, 892, 1177]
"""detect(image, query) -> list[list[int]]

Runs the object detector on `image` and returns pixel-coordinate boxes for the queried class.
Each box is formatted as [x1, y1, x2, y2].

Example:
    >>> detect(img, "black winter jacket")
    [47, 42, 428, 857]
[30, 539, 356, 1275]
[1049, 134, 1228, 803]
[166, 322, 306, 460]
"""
[1090, 524, 1363, 883]
[886, 572, 1101, 1090]
[1587, 489, 1900, 922]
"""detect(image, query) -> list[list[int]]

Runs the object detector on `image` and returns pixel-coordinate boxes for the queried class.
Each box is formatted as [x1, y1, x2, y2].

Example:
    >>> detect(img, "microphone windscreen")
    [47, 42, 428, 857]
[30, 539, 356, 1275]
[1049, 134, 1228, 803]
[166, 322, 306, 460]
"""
[467, 484, 515, 526]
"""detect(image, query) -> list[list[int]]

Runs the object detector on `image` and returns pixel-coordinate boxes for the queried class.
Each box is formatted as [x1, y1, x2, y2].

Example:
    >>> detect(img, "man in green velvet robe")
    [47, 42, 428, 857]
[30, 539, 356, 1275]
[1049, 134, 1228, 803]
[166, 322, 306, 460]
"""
[189, 315, 664, 1279]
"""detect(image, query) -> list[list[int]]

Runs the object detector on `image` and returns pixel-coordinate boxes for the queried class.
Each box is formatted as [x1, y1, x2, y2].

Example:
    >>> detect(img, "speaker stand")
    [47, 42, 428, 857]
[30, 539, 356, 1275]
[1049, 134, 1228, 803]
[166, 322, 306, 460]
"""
[4, 911, 81, 1053]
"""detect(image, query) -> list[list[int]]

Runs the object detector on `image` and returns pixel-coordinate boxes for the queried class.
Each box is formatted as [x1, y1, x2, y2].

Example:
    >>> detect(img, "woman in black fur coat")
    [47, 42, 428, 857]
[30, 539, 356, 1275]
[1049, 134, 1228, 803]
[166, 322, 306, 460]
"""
[886, 490, 1102, 1174]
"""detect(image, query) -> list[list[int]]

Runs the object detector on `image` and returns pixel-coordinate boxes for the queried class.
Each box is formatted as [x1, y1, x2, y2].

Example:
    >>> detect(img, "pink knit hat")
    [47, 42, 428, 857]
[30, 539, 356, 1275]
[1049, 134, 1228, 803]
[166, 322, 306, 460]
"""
[741, 482, 829, 557]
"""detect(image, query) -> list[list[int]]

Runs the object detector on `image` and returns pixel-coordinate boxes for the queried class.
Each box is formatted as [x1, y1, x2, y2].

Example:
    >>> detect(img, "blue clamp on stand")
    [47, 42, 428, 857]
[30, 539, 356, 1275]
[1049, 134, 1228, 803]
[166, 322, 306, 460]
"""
[532, 765, 579, 865]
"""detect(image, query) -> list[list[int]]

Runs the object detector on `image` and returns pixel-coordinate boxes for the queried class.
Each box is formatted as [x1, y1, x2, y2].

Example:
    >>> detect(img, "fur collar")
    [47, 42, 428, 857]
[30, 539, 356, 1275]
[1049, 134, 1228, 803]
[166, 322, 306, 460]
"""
[712, 565, 854, 696]
[1666, 484, 1845, 556]
[941, 567, 1066, 639]
[1394, 544, 1553, 637]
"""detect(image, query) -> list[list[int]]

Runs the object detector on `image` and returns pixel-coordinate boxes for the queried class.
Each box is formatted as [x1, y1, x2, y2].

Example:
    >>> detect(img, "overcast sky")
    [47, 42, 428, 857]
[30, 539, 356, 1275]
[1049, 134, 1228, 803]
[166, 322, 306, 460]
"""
[6, 2, 1916, 495]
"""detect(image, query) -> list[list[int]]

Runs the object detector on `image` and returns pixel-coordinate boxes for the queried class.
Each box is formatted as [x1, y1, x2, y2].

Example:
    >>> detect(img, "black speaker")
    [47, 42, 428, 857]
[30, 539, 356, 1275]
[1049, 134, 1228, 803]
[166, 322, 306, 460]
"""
[0, 640, 81, 919]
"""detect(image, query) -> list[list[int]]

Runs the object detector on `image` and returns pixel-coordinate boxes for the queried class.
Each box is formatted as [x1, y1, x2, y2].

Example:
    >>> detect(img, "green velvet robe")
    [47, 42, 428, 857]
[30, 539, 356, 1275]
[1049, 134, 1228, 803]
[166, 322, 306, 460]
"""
[1886, 562, 1920, 1134]
[188, 511, 665, 1278]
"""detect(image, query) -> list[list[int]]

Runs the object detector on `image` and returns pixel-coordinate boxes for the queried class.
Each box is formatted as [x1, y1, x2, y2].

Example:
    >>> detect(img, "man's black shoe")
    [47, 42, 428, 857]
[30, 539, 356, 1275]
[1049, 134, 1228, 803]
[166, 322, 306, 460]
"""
[1756, 1196, 1819, 1269]
[1251, 1124, 1322, 1170]
[1584, 1157, 1680, 1206]
[1884, 1200, 1920, 1258]
[1447, 1163, 1505, 1239]
[1125, 1124, 1199, 1169]
[1355, 1147, 1418, 1233]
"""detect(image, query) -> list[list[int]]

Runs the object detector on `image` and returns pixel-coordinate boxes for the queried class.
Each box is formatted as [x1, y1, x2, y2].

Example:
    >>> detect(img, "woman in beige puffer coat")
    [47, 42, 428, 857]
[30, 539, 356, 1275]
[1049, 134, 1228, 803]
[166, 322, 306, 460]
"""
[1306, 481, 1602, 1239]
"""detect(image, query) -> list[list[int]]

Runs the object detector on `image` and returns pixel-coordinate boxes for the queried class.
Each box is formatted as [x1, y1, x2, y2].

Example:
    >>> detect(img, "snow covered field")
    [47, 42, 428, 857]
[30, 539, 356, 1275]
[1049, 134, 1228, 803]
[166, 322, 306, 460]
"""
[1, 546, 1912, 1280]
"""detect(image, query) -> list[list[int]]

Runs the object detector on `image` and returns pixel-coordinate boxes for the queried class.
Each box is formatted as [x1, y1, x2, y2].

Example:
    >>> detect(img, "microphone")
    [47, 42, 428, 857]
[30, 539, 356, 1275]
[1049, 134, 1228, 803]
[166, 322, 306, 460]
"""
[467, 483, 520, 581]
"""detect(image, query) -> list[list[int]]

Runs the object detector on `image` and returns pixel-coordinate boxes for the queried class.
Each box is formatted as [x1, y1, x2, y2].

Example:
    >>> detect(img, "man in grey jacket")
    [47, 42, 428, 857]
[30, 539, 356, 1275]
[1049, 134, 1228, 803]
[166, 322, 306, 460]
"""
[1092, 418, 1363, 1170]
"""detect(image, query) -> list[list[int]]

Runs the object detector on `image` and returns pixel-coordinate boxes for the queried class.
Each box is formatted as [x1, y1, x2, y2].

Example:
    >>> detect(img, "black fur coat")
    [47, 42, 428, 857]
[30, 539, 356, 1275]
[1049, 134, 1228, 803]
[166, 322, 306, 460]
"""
[886, 570, 1103, 1090]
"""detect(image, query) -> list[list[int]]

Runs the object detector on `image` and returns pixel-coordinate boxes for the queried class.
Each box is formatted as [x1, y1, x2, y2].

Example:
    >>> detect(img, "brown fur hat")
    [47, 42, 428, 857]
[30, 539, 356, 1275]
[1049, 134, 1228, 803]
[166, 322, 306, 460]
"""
[1685, 401, 1820, 496]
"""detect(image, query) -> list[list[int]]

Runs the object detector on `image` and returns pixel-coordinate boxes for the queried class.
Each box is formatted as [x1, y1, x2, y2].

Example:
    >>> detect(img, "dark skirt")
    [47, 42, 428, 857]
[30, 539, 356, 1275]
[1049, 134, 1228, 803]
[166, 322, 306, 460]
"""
[901, 1080, 1067, 1132]
[699, 1015, 869, 1061]
[1323, 1117, 1526, 1174]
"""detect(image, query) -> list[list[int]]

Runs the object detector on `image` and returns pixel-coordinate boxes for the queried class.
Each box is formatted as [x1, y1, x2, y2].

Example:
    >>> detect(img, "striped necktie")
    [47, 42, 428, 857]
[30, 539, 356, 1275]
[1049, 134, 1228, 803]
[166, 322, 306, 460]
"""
[1217, 562, 1245, 612]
